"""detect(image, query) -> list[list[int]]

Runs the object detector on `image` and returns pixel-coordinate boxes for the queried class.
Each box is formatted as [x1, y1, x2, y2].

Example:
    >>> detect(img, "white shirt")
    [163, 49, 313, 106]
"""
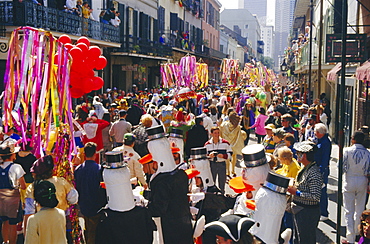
[343, 144, 370, 177]
[199, 114, 213, 135]
[110, 16, 121, 27]
[66, 0, 76, 9]
[1, 161, 25, 188]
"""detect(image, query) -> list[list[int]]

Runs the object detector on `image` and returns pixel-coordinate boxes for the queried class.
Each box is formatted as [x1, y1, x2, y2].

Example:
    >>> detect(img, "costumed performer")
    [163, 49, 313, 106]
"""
[189, 147, 230, 244]
[250, 171, 291, 244]
[145, 125, 193, 244]
[229, 144, 270, 217]
[95, 151, 155, 244]
[205, 214, 257, 244]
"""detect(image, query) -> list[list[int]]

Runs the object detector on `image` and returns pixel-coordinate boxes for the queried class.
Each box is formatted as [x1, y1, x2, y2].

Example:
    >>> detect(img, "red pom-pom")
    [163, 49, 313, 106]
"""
[69, 47, 83, 61]
[64, 43, 74, 51]
[76, 43, 88, 54]
[77, 36, 90, 47]
[58, 34, 71, 45]
[88, 46, 101, 60]
[91, 77, 104, 90]
[95, 56, 107, 70]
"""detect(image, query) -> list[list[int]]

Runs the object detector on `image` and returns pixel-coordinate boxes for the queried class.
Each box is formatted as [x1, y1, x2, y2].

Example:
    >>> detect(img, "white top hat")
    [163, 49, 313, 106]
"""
[103, 167, 135, 212]
[147, 134, 177, 174]
[190, 147, 214, 188]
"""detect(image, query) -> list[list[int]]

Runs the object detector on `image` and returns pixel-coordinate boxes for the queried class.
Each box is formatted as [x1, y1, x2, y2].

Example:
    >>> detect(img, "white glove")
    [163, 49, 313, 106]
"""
[187, 192, 205, 203]
[190, 206, 199, 215]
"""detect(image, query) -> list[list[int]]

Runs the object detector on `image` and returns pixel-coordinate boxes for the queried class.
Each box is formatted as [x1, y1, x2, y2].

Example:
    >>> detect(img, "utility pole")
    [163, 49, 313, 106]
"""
[337, 0, 348, 243]
[308, 0, 313, 104]
[318, 0, 323, 96]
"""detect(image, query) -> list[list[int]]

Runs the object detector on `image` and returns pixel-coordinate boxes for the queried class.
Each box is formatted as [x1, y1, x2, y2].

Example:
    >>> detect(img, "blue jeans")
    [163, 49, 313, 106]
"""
[320, 166, 329, 217]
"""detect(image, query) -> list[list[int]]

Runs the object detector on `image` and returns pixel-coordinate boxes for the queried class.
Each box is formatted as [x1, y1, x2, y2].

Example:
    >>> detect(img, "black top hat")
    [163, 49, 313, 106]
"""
[240, 144, 270, 167]
[190, 147, 207, 160]
[205, 214, 255, 242]
[263, 171, 290, 194]
[104, 151, 126, 168]
[146, 125, 166, 141]
[169, 128, 183, 138]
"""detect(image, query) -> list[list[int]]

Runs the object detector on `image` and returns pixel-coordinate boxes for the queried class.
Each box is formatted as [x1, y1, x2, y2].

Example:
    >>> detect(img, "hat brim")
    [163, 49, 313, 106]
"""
[237, 154, 270, 168]
[0, 146, 20, 156]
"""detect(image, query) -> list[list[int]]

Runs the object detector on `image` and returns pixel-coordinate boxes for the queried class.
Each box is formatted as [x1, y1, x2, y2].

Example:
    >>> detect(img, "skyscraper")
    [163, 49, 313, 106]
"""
[274, 0, 295, 70]
[238, 0, 268, 22]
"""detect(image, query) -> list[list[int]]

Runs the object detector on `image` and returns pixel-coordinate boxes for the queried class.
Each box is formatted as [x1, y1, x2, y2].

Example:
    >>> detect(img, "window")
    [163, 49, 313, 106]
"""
[128, 8, 134, 35]
[245, 25, 248, 29]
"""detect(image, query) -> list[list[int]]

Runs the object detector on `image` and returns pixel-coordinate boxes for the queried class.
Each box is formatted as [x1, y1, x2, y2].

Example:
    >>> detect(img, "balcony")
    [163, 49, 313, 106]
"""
[209, 48, 227, 59]
[0, 1, 120, 43]
[116, 35, 172, 57]
[294, 41, 318, 71]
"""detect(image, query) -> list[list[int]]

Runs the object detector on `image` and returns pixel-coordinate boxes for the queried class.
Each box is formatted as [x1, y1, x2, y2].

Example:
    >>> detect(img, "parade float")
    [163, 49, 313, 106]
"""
[3, 27, 107, 243]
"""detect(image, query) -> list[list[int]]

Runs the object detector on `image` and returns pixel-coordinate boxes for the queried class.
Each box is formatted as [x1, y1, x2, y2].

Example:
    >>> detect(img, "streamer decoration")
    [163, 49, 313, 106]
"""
[3, 27, 81, 243]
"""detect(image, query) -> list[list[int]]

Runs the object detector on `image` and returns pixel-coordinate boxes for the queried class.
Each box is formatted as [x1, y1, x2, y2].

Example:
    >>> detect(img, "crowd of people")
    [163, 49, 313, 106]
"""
[0, 81, 370, 244]
[25, 0, 121, 27]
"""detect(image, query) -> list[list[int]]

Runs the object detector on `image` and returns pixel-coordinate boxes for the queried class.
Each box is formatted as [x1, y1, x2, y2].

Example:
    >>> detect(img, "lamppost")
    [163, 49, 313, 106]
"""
[280, 59, 288, 72]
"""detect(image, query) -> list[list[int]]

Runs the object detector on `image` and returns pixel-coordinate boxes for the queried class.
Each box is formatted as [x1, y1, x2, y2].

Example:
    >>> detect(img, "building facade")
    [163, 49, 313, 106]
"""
[261, 25, 274, 58]
[220, 8, 262, 58]
[274, 0, 294, 70]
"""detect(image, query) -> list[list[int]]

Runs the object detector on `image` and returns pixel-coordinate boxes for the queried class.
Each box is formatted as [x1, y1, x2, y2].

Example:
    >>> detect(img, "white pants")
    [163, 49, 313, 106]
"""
[343, 175, 368, 243]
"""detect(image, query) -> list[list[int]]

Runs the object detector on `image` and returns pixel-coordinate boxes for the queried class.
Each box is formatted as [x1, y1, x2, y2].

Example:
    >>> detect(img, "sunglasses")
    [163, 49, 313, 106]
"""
[296, 152, 304, 158]
[362, 221, 370, 227]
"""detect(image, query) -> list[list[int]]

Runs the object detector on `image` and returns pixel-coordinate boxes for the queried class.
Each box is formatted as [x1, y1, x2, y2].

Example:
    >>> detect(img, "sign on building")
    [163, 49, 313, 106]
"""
[325, 34, 367, 63]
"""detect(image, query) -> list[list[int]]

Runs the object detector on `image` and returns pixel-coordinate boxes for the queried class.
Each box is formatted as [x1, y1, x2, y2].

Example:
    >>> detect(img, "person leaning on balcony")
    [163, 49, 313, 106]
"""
[66, 0, 76, 12]
[102, 7, 116, 24]
[76, 0, 83, 17]
[82, 2, 91, 19]
[110, 12, 121, 27]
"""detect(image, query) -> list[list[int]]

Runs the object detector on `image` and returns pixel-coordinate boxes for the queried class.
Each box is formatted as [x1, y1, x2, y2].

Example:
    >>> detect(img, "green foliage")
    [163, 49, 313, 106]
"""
[260, 56, 274, 69]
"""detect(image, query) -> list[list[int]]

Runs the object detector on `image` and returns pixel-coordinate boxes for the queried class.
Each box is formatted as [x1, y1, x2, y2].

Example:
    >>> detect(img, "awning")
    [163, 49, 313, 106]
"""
[356, 61, 370, 81]
[327, 62, 341, 81]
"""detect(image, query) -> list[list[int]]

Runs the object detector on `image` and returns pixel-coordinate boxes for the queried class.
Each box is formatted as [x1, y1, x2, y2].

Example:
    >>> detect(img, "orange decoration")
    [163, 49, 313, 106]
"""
[245, 200, 256, 210]
[139, 154, 153, 164]
[185, 169, 200, 179]
[229, 176, 255, 193]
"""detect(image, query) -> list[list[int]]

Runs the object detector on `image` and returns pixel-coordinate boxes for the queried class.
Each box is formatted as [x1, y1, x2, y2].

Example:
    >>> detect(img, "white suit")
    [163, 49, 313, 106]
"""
[343, 143, 370, 243]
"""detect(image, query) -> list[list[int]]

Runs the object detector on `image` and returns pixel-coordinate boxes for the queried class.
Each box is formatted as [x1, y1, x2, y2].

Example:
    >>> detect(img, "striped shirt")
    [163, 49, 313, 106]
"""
[204, 137, 232, 162]
[262, 136, 275, 154]
[293, 162, 323, 206]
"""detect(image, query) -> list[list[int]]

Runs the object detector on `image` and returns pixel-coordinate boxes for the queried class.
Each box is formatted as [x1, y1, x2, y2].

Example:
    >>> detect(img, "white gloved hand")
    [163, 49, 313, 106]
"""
[190, 206, 199, 215]
[187, 192, 205, 203]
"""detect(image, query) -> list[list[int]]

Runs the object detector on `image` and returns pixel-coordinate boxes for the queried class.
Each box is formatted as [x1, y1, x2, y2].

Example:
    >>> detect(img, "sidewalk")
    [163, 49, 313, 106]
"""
[316, 143, 339, 244]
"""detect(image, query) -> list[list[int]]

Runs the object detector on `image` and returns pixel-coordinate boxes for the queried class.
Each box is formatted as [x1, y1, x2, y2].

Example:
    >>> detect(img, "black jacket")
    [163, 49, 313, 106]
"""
[185, 124, 208, 157]
[148, 169, 193, 244]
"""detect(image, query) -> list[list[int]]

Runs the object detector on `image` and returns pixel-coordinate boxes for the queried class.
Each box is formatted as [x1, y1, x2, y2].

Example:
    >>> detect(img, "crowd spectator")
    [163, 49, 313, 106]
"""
[75, 142, 107, 244]
[185, 117, 208, 158]
[25, 181, 66, 244]
[204, 127, 232, 194]
[113, 133, 147, 189]
[109, 110, 132, 147]
[0, 141, 26, 244]
[110, 12, 121, 27]
[249, 107, 268, 143]
[288, 141, 323, 244]
[342, 131, 370, 244]
[314, 123, 332, 221]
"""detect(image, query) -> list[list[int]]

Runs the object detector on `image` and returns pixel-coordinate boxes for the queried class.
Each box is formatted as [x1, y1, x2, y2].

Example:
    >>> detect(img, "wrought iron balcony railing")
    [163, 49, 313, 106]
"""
[209, 48, 227, 59]
[0, 1, 120, 43]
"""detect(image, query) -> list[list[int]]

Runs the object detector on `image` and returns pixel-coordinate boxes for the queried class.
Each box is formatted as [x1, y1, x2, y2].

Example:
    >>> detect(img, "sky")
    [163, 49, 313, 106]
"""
[218, 0, 238, 10]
